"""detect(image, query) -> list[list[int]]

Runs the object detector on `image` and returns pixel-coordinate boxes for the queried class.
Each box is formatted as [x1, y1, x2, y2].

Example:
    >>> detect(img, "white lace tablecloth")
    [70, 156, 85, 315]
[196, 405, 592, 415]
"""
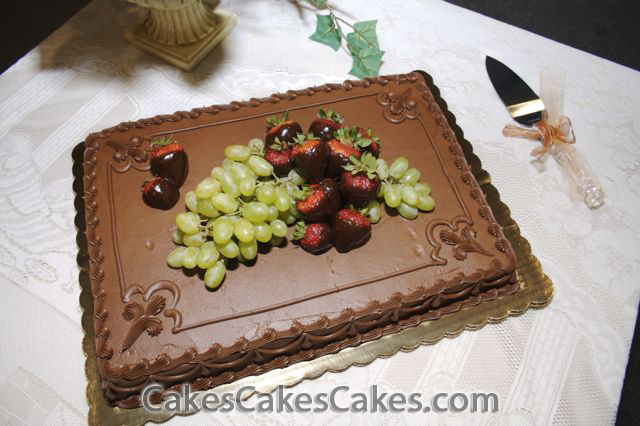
[1, 0, 638, 424]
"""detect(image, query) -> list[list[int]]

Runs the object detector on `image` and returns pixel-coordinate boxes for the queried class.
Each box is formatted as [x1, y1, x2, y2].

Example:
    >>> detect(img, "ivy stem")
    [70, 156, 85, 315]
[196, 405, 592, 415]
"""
[331, 13, 354, 30]
[326, 7, 355, 55]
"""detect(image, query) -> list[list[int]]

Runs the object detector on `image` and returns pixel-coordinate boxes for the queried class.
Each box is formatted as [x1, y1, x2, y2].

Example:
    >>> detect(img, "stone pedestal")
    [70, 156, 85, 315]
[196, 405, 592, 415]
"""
[125, 0, 235, 71]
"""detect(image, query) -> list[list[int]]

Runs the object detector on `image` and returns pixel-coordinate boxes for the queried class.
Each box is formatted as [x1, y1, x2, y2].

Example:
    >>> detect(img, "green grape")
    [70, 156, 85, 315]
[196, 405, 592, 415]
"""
[414, 182, 432, 195]
[398, 202, 418, 220]
[228, 214, 240, 224]
[206, 218, 216, 237]
[219, 171, 240, 198]
[204, 261, 226, 289]
[270, 236, 284, 247]
[238, 239, 258, 261]
[287, 169, 305, 185]
[197, 242, 219, 269]
[256, 184, 275, 204]
[197, 198, 219, 218]
[172, 228, 184, 245]
[376, 158, 389, 180]
[289, 203, 302, 219]
[416, 194, 435, 211]
[216, 239, 239, 258]
[366, 200, 382, 224]
[389, 156, 409, 179]
[400, 184, 418, 206]
[278, 209, 297, 225]
[176, 212, 201, 234]
[377, 182, 386, 198]
[248, 138, 264, 155]
[211, 193, 238, 214]
[211, 216, 234, 244]
[399, 168, 421, 185]
[183, 232, 205, 247]
[239, 178, 256, 197]
[270, 219, 288, 237]
[222, 158, 235, 169]
[185, 190, 198, 213]
[274, 186, 292, 211]
[234, 218, 255, 243]
[166, 247, 186, 268]
[241, 202, 269, 223]
[267, 205, 279, 221]
[247, 155, 274, 177]
[195, 177, 221, 199]
[285, 181, 298, 196]
[224, 144, 251, 162]
[210, 166, 225, 180]
[229, 162, 256, 181]
[383, 185, 401, 208]
[254, 222, 272, 243]
[182, 247, 199, 269]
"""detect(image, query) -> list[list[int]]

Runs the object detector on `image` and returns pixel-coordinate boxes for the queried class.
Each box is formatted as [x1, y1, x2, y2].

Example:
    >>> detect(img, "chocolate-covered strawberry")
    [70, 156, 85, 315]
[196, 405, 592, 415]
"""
[291, 133, 328, 183]
[340, 152, 381, 206]
[293, 221, 334, 254]
[142, 177, 179, 210]
[294, 178, 341, 222]
[266, 111, 303, 146]
[264, 138, 293, 176]
[149, 138, 189, 187]
[334, 209, 371, 252]
[326, 127, 362, 178]
[308, 108, 344, 142]
[355, 127, 381, 158]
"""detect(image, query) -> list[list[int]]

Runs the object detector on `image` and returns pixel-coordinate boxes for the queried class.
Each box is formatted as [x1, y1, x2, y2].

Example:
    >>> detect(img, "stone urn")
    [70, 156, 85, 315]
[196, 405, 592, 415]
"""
[125, 0, 235, 71]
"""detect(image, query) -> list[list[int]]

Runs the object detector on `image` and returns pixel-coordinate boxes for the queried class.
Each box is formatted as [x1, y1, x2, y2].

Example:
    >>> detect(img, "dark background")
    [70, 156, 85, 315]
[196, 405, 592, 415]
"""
[1, 0, 638, 423]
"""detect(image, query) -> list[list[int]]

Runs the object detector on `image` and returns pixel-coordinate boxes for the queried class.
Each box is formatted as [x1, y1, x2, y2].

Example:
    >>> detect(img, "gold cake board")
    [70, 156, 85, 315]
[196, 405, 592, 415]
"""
[75, 72, 553, 425]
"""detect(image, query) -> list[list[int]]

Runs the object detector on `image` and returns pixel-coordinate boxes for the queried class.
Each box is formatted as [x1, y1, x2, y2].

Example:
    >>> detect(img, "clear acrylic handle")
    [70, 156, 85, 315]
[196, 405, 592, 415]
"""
[550, 143, 605, 209]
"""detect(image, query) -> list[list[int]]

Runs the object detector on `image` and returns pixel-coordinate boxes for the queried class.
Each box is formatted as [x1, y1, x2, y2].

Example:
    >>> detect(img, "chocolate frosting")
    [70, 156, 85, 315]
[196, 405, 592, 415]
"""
[82, 72, 518, 408]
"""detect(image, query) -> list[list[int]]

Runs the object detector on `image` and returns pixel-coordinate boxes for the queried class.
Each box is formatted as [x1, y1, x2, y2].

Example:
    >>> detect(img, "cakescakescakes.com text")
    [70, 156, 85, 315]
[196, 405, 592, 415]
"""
[141, 384, 499, 414]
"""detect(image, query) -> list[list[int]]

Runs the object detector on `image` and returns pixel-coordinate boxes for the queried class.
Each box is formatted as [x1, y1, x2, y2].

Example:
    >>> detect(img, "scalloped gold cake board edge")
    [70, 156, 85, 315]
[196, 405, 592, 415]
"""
[75, 73, 553, 425]
[124, 10, 236, 72]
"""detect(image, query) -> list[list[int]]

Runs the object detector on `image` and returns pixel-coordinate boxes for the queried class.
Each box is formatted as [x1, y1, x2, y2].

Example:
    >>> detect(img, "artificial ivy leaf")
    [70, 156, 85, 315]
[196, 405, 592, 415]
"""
[309, 14, 341, 51]
[346, 20, 380, 50]
[349, 46, 384, 78]
[308, 0, 328, 9]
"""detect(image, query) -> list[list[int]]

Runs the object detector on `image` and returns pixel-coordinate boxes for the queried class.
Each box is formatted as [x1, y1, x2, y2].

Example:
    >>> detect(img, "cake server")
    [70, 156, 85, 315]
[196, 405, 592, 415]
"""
[485, 56, 605, 209]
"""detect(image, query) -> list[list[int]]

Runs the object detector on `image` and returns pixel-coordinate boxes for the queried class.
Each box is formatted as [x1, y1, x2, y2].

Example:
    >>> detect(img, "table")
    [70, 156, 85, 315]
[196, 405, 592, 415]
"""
[0, 0, 638, 423]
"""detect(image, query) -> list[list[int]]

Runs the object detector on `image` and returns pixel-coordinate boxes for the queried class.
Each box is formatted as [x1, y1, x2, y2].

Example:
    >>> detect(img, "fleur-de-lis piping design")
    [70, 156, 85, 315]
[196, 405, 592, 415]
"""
[106, 136, 150, 173]
[376, 88, 420, 123]
[440, 227, 492, 261]
[121, 295, 166, 352]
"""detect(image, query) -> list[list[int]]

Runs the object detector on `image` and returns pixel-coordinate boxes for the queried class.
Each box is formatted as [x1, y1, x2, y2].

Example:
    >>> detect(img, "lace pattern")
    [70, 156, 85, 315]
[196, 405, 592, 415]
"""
[0, 0, 638, 423]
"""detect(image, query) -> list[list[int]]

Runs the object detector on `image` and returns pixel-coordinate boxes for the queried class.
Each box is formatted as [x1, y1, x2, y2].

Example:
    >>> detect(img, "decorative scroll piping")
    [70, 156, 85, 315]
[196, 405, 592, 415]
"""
[123, 280, 183, 335]
[105, 136, 150, 173]
[417, 75, 517, 272]
[376, 88, 420, 123]
[440, 227, 492, 261]
[102, 264, 518, 408]
[83, 139, 114, 361]
[82, 72, 520, 406]
[121, 295, 165, 352]
[426, 216, 481, 265]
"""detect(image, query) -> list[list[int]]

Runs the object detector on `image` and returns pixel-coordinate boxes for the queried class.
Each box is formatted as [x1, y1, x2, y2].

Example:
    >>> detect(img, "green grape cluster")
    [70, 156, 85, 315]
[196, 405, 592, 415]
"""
[167, 139, 301, 289]
[374, 156, 436, 220]
[166, 131, 437, 290]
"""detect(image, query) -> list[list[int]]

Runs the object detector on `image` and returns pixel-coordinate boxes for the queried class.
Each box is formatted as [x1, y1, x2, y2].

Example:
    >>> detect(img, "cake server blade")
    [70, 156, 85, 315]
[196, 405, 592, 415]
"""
[485, 56, 544, 126]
